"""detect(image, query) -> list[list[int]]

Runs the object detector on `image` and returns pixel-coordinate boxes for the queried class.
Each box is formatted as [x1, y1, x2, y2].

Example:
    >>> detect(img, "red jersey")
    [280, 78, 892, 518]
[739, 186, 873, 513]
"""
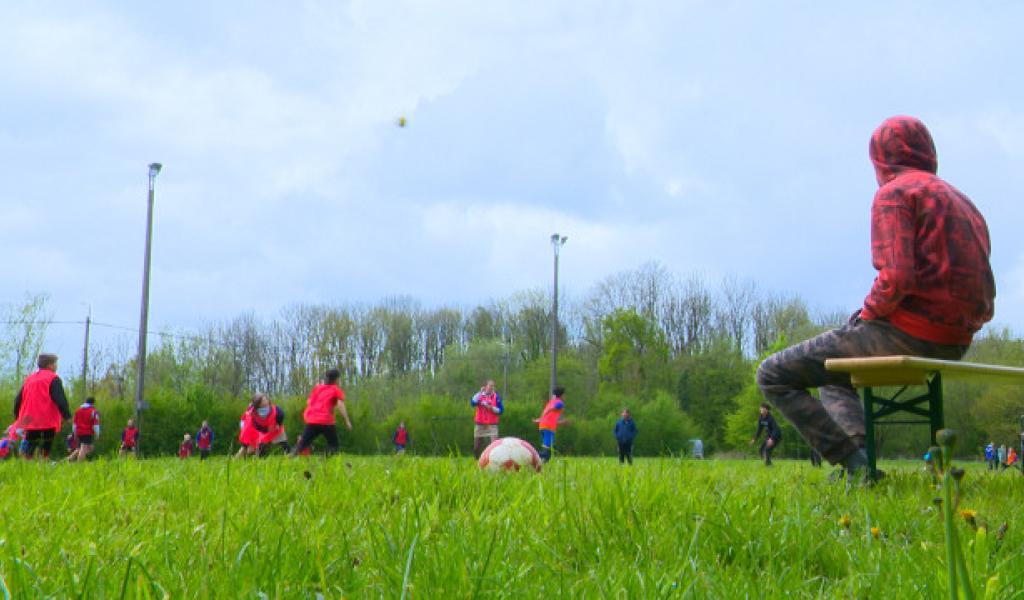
[303, 383, 345, 425]
[538, 397, 565, 431]
[73, 404, 100, 437]
[122, 427, 139, 448]
[179, 441, 193, 458]
[394, 427, 408, 445]
[861, 116, 995, 345]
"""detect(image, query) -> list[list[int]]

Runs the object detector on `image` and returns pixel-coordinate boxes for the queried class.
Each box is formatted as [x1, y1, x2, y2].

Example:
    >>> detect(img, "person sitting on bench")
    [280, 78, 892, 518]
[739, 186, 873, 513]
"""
[756, 116, 995, 479]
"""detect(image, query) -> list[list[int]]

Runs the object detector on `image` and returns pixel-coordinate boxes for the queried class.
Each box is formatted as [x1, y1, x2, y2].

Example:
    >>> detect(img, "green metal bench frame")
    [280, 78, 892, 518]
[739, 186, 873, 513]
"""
[825, 356, 1024, 475]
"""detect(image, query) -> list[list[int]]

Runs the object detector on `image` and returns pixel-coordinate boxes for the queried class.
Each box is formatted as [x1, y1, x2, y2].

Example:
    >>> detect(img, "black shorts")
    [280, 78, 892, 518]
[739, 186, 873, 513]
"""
[294, 424, 340, 455]
[24, 429, 56, 456]
[78, 434, 94, 445]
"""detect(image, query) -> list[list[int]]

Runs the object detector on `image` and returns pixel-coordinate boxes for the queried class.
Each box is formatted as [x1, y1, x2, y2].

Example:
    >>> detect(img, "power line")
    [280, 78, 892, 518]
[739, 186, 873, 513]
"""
[1, 319, 241, 350]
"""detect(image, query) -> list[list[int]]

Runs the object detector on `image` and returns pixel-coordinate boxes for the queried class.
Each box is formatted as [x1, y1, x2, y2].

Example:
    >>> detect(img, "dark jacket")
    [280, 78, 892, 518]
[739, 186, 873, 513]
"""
[755, 414, 782, 442]
[614, 417, 637, 444]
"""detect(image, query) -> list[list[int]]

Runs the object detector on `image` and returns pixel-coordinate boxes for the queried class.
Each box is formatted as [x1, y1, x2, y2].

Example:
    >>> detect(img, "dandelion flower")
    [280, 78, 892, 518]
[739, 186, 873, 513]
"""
[870, 527, 881, 539]
[838, 514, 851, 529]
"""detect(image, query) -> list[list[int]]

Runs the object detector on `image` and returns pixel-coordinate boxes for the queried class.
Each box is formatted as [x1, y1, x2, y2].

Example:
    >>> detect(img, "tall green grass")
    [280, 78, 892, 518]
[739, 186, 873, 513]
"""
[0, 457, 1021, 598]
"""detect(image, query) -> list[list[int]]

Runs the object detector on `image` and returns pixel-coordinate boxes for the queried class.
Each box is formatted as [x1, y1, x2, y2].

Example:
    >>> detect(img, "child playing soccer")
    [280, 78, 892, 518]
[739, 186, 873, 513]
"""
[533, 387, 567, 463]
[120, 419, 139, 456]
[393, 421, 409, 454]
[195, 420, 215, 459]
[70, 397, 100, 461]
[290, 369, 351, 457]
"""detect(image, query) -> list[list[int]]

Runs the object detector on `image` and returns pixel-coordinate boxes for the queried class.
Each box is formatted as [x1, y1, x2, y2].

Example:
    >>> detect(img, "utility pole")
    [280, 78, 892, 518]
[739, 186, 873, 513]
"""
[502, 322, 510, 403]
[135, 162, 162, 452]
[81, 308, 91, 398]
[549, 233, 567, 395]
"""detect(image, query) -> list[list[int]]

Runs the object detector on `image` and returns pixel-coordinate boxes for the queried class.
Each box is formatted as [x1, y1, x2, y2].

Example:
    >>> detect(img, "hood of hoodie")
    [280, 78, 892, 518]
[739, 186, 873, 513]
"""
[869, 116, 938, 186]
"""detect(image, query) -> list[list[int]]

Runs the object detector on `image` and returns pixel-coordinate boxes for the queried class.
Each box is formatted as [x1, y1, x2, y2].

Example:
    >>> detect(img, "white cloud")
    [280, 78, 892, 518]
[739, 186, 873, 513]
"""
[1, 1, 1023, 372]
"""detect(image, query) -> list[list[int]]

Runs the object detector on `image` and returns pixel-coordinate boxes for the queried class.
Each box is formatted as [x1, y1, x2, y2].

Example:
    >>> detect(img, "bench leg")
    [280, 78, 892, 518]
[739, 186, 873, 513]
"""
[928, 373, 944, 445]
[863, 387, 877, 475]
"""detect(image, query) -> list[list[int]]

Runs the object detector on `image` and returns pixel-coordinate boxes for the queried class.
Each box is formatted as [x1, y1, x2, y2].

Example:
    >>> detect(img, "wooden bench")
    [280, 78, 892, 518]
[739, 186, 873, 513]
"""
[824, 356, 1024, 473]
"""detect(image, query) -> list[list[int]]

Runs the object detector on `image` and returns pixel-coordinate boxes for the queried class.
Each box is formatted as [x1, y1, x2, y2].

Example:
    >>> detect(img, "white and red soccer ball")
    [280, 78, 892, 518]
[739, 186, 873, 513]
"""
[478, 437, 542, 473]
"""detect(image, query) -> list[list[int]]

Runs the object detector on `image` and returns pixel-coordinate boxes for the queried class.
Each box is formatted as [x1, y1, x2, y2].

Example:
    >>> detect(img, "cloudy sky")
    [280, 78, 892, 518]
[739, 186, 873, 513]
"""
[2, 2, 1023, 364]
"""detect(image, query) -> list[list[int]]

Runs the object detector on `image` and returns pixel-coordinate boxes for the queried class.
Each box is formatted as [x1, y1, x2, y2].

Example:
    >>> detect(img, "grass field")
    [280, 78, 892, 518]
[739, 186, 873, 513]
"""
[1, 455, 1022, 598]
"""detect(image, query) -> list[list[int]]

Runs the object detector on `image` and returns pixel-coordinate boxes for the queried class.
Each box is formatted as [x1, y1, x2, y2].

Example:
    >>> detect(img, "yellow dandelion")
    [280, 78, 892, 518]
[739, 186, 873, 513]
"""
[960, 509, 977, 522]
[870, 526, 881, 539]
[838, 514, 851, 529]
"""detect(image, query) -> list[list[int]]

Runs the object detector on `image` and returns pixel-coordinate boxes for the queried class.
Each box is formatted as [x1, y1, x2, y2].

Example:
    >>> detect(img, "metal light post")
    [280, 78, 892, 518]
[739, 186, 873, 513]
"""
[134, 162, 162, 451]
[80, 305, 91, 399]
[549, 233, 567, 395]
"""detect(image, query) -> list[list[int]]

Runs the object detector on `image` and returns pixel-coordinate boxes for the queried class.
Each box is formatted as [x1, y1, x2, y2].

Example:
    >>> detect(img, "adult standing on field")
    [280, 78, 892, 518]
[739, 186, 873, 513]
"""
[750, 403, 782, 467]
[471, 379, 503, 458]
[613, 408, 638, 465]
[70, 397, 100, 462]
[290, 369, 351, 457]
[756, 116, 995, 481]
[13, 353, 71, 460]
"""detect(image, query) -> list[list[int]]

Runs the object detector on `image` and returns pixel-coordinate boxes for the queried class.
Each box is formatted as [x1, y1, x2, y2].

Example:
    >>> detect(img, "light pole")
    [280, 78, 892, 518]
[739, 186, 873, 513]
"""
[135, 162, 162, 451]
[80, 305, 91, 399]
[549, 233, 567, 395]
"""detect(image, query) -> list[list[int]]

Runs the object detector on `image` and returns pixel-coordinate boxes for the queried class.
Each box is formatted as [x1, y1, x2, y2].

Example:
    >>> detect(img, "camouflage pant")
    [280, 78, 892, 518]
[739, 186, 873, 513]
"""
[756, 316, 967, 465]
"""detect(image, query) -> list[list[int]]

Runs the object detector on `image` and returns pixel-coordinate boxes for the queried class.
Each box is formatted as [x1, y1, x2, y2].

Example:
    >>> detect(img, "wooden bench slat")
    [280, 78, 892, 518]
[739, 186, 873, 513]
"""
[825, 355, 1024, 387]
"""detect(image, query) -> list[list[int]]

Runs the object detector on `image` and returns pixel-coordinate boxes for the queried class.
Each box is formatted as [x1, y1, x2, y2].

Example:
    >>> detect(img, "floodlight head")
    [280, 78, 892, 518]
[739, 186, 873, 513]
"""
[550, 233, 560, 244]
[148, 163, 163, 177]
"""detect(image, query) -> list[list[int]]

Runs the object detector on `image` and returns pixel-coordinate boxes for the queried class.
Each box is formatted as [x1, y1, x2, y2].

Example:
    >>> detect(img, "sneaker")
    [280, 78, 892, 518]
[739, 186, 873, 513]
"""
[847, 467, 886, 488]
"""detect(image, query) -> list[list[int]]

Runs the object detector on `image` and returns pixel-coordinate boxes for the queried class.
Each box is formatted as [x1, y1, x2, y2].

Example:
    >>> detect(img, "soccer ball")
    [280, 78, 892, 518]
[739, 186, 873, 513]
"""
[478, 437, 542, 473]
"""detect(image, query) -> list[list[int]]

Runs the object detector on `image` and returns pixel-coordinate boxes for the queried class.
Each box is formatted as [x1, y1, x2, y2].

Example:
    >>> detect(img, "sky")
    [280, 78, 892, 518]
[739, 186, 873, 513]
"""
[1, 1, 1023, 368]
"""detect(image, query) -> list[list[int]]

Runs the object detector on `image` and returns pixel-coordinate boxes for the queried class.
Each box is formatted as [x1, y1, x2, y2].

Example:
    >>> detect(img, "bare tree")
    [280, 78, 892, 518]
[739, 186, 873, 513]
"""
[3, 293, 52, 382]
[716, 276, 756, 355]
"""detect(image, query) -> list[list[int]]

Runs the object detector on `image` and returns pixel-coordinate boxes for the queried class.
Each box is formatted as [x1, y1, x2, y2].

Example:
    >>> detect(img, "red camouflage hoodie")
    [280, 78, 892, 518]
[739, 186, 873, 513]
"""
[859, 116, 995, 345]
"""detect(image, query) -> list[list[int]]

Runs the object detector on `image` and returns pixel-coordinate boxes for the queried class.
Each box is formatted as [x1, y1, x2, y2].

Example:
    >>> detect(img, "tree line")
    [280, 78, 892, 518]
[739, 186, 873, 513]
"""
[1, 263, 1021, 459]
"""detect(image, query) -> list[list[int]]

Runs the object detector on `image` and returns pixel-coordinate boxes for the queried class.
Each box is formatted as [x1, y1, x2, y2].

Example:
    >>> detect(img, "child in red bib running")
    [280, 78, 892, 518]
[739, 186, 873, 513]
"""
[120, 419, 139, 456]
[393, 421, 409, 454]
[533, 387, 567, 463]
[70, 397, 100, 462]
[179, 433, 194, 459]
[13, 353, 72, 459]
[290, 369, 352, 457]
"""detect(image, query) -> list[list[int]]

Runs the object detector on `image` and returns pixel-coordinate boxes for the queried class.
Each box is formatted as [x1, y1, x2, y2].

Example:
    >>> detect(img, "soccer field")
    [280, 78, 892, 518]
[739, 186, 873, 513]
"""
[1, 456, 1022, 598]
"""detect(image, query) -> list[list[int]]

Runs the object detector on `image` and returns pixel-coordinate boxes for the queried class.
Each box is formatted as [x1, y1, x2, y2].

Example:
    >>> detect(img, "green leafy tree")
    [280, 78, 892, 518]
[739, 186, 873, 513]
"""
[676, 336, 748, 448]
[598, 308, 671, 398]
